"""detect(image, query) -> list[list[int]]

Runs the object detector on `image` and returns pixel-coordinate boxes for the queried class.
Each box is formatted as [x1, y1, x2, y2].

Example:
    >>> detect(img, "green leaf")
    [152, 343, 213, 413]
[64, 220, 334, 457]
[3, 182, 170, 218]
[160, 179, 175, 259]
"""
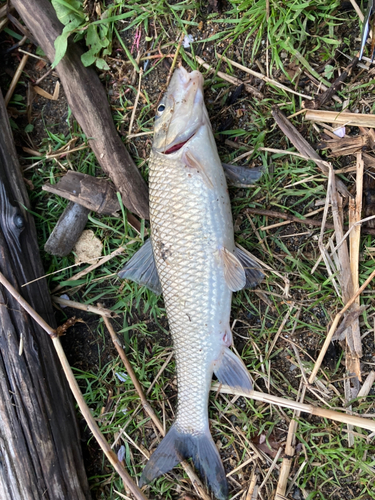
[25, 124, 34, 133]
[52, 0, 84, 24]
[81, 49, 97, 67]
[323, 64, 335, 80]
[52, 23, 74, 67]
[95, 58, 110, 70]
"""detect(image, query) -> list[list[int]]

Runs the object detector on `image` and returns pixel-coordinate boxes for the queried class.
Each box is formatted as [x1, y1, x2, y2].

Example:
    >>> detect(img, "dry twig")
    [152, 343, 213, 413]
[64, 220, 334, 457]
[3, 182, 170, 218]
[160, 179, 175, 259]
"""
[52, 296, 117, 317]
[193, 55, 264, 100]
[217, 53, 312, 100]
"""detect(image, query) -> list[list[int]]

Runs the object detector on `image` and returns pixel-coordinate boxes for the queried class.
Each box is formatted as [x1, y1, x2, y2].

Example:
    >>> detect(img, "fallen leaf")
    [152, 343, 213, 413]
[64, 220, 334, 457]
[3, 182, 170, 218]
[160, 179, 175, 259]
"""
[252, 433, 283, 458]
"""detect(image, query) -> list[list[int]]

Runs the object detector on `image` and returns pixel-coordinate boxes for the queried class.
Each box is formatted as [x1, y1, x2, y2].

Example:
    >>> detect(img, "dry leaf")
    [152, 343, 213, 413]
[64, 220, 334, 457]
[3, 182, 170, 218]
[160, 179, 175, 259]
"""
[252, 433, 283, 458]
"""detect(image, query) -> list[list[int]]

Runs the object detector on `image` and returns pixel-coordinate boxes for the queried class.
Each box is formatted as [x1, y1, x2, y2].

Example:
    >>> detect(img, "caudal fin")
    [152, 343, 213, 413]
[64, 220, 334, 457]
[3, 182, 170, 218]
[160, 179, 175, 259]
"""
[140, 424, 228, 500]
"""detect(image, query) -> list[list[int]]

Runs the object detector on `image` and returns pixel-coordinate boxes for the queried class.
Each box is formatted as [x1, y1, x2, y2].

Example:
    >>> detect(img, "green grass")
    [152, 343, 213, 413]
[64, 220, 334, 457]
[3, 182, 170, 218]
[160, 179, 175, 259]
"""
[6, 0, 375, 498]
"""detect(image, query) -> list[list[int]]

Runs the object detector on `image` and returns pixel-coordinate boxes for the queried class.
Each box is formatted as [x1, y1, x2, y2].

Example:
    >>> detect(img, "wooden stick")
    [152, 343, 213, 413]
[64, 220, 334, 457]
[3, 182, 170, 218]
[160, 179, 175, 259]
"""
[306, 109, 375, 128]
[0, 272, 148, 500]
[12, 0, 149, 219]
[4, 54, 29, 106]
[101, 315, 212, 500]
[217, 53, 313, 100]
[211, 383, 375, 432]
[101, 313, 164, 435]
[52, 296, 117, 317]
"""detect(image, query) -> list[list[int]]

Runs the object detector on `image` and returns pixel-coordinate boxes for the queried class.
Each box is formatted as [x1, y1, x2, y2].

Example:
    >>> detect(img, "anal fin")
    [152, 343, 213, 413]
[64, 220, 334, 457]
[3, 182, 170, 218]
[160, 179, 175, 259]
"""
[214, 347, 253, 394]
[118, 239, 162, 295]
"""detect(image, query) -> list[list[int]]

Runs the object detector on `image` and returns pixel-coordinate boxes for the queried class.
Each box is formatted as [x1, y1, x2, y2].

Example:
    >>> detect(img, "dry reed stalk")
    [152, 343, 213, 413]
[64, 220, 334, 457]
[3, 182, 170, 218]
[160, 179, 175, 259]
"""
[5, 54, 29, 106]
[0, 271, 148, 500]
[275, 385, 305, 499]
[217, 53, 313, 100]
[211, 383, 375, 432]
[306, 109, 375, 128]
[330, 165, 362, 379]
[358, 371, 375, 399]
[245, 471, 258, 500]
[317, 167, 341, 296]
[193, 55, 264, 99]
[101, 315, 212, 500]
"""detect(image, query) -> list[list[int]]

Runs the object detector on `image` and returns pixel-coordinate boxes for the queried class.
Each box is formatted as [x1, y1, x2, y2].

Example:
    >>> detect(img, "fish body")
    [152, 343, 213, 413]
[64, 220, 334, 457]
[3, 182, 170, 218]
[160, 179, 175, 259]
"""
[119, 67, 263, 499]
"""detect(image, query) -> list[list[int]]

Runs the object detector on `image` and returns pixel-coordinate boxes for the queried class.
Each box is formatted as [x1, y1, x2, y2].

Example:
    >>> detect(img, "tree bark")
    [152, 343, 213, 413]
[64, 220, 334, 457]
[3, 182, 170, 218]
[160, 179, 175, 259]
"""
[0, 89, 91, 499]
[12, 0, 149, 220]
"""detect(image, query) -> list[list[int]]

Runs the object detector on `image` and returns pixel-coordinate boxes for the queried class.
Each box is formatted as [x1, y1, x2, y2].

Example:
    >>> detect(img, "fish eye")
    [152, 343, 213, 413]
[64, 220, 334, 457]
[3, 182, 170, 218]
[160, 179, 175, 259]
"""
[157, 104, 166, 113]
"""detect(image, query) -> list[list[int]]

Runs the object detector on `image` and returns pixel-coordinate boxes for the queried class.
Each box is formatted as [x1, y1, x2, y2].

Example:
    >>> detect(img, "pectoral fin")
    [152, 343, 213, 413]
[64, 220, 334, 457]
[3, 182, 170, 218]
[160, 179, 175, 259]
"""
[220, 248, 246, 292]
[214, 347, 253, 393]
[118, 239, 162, 295]
[183, 150, 214, 189]
[222, 163, 263, 187]
[234, 246, 264, 288]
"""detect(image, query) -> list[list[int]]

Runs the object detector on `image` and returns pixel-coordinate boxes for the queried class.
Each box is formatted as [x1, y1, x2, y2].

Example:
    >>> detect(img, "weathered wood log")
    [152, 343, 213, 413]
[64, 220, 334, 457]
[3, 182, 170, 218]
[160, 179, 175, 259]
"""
[43, 171, 120, 216]
[44, 201, 90, 256]
[43, 171, 144, 232]
[0, 89, 91, 499]
[12, 0, 149, 220]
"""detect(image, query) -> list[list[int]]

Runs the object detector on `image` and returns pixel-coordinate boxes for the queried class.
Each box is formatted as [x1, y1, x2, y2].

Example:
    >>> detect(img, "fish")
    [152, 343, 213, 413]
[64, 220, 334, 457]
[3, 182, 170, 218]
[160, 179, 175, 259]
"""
[119, 66, 263, 499]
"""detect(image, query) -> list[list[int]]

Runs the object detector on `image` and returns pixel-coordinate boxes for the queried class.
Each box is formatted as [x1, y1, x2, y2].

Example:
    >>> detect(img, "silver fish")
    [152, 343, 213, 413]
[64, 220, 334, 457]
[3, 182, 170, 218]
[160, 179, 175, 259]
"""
[119, 67, 263, 499]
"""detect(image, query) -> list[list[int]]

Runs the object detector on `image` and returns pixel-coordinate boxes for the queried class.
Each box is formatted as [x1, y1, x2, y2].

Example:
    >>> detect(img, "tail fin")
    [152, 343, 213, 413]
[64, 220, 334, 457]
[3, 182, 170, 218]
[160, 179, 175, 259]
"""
[140, 424, 228, 500]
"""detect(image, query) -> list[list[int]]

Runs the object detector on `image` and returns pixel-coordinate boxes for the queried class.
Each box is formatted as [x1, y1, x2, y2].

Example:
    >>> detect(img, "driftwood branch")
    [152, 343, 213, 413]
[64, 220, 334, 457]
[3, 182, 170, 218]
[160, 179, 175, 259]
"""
[43, 172, 120, 215]
[12, 0, 149, 219]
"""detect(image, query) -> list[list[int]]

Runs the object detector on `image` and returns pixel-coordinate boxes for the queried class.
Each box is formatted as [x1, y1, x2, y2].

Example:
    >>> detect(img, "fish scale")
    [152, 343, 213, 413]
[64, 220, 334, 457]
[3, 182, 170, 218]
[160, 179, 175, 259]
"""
[149, 149, 230, 434]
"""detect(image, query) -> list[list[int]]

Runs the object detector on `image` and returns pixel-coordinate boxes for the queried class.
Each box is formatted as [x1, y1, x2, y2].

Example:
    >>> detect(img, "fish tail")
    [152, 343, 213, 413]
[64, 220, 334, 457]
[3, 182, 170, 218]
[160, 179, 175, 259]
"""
[139, 423, 228, 500]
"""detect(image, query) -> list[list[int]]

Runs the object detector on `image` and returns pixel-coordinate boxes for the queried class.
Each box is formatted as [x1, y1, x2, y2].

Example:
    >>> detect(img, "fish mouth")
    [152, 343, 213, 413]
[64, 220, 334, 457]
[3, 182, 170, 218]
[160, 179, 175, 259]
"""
[164, 131, 196, 154]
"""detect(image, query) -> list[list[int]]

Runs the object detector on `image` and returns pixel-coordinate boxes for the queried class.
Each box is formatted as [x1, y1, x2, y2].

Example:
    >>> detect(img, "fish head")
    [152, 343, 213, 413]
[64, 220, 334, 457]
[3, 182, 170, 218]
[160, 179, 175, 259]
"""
[152, 66, 210, 154]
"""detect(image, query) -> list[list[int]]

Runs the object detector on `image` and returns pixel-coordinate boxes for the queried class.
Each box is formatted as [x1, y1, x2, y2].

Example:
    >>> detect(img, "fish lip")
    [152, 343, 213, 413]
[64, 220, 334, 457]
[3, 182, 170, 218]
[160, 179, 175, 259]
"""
[156, 125, 201, 155]
[164, 132, 196, 154]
